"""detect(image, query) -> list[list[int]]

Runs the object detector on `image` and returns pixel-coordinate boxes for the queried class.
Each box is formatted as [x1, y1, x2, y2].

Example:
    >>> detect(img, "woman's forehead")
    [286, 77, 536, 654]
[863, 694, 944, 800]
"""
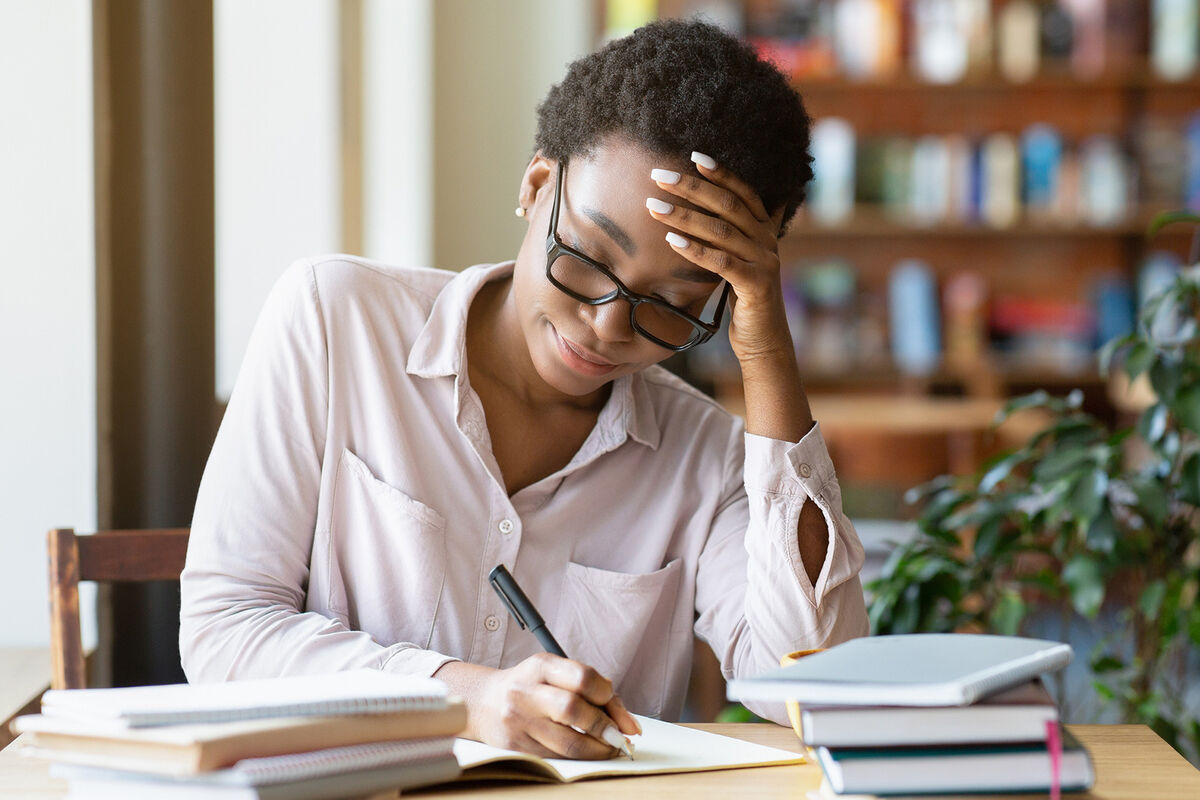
[565, 147, 700, 220]
[561, 152, 719, 287]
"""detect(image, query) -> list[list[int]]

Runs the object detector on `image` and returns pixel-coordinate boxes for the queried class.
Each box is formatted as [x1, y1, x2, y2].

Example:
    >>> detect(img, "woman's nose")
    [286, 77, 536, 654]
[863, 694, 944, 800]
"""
[581, 297, 636, 343]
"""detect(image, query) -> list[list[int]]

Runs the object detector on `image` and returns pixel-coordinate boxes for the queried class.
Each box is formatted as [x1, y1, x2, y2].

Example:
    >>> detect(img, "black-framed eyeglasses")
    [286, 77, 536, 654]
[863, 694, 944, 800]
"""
[544, 161, 730, 352]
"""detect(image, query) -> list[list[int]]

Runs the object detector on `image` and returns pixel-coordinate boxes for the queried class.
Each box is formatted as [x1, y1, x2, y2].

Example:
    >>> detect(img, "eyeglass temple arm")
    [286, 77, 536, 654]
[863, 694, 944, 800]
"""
[546, 161, 565, 252]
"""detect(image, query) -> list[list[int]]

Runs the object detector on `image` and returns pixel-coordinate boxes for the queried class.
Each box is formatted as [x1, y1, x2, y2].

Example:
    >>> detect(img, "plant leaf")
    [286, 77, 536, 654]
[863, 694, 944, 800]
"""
[1150, 358, 1181, 403]
[996, 390, 1051, 424]
[1182, 453, 1200, 507]
[1063, 555, 1106, 618]
[1138, 403, 1169, 444]
[1033, 445, 1097, 483]
[903, 474, 956, 506]
[1132, 478, 1169, 530]
[1126, 341, 1156, 380]
[1098, 334, 1135, 375]
[973, 518, 1003, 560]
[978, 452, 1025, 493]
[1173, 383, 1200, 435]
[1069, 468, 1109, 522]
[1147, 209, 1200, 237]
[990, 590, 1026, 636]
[1090, 654, 1125, 673]
[1139, 579, 1167, 619]
[1085, 506, 1119, 554]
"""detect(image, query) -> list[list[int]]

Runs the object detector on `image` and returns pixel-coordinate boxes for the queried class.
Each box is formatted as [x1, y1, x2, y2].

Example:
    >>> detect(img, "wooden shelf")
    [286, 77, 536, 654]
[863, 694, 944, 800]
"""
[704, 361, 1105, 394]
[787, 209, 1174, 239]
[794, 68, 1200, 93]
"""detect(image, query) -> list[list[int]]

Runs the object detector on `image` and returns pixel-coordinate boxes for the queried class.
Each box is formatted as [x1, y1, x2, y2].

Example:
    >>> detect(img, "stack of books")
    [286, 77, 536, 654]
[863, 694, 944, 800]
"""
[10, 671, 466, 799]
[803, 678, 1092, 796]
[727, 633, 1095, 796]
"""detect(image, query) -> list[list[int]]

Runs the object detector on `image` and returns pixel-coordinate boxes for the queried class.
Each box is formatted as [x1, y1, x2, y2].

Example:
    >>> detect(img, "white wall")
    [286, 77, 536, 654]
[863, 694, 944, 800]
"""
[219, 0, 593, 386]
[362, 0, 433, 268]
[431, 0, 593, 270]
[0, 0, 97, 647]
[214, 0, 342, 400]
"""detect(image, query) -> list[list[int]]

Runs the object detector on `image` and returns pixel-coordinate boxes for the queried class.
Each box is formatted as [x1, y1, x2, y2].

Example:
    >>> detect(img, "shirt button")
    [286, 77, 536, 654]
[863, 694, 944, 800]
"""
[798, 463, 812, 479]
[484, 614, 500, 631]
[498, 518, 514, 534]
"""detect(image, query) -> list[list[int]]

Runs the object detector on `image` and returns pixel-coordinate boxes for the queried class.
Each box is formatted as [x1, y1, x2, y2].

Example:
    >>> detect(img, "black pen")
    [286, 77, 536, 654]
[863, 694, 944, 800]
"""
[488, 564, 635, 759]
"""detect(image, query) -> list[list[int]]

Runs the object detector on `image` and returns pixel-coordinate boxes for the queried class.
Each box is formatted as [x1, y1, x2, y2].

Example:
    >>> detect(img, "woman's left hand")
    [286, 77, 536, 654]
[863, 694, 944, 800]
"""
[647, 152, 791, 366]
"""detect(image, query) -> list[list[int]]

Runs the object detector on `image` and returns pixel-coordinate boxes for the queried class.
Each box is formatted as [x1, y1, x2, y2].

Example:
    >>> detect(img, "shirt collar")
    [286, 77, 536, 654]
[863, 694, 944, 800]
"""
[406, 260, 661, 451]
[407, 261, 509, 380]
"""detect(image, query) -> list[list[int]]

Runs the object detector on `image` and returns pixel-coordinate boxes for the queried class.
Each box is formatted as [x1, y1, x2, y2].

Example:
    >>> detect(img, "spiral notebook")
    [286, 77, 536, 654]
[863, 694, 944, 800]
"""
[48, 739, 461, 800]
[39, 671, 449, 728]
[726, 634, 1073, 707]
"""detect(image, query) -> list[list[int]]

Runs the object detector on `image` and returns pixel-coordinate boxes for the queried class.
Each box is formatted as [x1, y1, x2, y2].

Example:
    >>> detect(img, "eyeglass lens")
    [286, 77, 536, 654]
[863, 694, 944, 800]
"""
[549, 253, 703, 347]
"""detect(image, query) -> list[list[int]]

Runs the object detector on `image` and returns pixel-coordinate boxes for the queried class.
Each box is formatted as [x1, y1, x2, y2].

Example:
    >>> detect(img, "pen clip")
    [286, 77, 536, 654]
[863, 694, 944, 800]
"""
[489, 570, 529, 630]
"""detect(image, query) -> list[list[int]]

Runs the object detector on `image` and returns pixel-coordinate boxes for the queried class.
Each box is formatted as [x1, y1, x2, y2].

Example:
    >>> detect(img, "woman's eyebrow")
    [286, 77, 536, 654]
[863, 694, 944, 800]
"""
[577, 205, 717, 284]
[582, 206, 636, 257]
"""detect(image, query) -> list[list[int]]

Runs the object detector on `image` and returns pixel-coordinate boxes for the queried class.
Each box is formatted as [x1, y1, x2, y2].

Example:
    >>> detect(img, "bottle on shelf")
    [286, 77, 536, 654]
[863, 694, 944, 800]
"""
[888, 259, 942, 374]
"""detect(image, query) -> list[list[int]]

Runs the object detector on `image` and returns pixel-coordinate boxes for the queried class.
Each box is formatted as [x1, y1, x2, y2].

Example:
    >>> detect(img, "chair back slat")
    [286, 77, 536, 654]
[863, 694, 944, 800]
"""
[75, 529, 190, 582]
[48, 528, 83, 691]
[46, 527, 191, 690]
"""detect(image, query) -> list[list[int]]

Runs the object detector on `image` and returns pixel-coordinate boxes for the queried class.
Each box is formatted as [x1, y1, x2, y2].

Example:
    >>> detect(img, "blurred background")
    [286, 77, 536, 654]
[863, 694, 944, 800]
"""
[1, 0, 1197, 722]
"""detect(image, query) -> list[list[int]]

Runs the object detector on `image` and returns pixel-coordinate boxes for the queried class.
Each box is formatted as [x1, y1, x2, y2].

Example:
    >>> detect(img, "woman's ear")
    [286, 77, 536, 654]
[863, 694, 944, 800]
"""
[519, 153, 554, 212]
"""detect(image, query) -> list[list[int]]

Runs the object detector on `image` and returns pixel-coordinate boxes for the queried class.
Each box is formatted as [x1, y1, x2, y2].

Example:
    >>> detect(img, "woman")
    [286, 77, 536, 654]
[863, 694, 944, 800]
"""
[180, 18, 868, 760]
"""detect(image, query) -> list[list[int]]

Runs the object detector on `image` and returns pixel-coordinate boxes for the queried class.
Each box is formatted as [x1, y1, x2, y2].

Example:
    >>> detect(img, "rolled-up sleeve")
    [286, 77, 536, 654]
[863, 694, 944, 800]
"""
[179, 260, 458, 683]
[693, 420, 869, 724]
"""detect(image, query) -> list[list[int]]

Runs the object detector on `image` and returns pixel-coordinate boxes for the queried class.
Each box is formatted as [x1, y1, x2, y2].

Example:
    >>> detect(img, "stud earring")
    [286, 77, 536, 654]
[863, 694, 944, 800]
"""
[514, 207, 526, 218]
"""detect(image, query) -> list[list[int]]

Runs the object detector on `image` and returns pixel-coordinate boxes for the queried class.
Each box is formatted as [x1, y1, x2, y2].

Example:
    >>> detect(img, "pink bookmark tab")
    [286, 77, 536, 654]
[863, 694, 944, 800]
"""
[1046, 720, 1062, 800]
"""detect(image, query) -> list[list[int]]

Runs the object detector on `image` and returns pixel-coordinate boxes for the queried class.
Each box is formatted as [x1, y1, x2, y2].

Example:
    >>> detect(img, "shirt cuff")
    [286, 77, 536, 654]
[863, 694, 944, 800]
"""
[744, 421, 836, 498]
[743, 422, 863, 607]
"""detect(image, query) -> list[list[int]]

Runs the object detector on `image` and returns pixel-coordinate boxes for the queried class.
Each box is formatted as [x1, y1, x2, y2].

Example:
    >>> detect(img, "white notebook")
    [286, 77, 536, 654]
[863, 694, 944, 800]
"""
[726, 634, 1072, 707]
[40, 671, 449, 727]
[49, 739, 460, 800]
[453, 715, 804, 783]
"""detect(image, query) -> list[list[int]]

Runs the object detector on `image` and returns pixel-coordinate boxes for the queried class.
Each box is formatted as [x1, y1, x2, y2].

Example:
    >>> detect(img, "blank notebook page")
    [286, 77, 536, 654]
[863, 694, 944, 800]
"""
[454, 715, 804, 782]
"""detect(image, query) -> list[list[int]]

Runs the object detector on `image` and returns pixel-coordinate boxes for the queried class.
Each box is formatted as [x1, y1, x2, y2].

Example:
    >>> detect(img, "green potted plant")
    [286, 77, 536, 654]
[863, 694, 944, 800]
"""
[868, 212, 1200, 762]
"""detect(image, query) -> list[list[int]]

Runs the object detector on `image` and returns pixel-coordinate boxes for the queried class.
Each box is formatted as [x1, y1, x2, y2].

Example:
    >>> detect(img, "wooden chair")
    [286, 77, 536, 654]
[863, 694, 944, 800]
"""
[47, 527, 190, 690]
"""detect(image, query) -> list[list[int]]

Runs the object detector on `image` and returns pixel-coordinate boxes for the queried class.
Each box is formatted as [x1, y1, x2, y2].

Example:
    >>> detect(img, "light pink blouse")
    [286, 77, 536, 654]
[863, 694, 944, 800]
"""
[179, 256, 869, 724]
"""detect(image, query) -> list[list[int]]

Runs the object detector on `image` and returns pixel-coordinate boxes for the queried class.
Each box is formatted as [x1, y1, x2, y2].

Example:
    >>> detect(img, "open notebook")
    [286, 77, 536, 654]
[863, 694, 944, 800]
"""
[454, 715, 804, 783]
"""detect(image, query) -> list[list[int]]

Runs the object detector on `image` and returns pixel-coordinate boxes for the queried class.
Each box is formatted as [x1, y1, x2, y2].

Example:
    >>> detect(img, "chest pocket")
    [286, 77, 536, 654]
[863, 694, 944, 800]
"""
[555, 558, 683, 719]
[325, 448, 447, 649]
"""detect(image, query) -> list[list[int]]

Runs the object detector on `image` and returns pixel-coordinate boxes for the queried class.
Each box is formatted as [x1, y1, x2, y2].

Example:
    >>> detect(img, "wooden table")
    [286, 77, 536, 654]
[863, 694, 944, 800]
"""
[2, 723, 1197, 799]
[0, 648, 51, 748]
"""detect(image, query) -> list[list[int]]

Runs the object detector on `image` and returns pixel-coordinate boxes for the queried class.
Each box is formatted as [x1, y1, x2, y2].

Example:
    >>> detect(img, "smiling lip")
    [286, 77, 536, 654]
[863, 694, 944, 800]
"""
[554, 329, 618, 376]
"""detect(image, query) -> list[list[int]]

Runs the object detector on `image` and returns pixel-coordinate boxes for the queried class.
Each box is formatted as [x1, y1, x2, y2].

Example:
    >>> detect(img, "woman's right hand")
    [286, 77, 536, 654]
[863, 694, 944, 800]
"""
[434, 654, 641, 759]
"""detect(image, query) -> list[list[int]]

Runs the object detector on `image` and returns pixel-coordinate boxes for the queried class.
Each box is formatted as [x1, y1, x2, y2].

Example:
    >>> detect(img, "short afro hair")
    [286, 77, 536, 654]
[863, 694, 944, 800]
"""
[534, 17, 814, 232]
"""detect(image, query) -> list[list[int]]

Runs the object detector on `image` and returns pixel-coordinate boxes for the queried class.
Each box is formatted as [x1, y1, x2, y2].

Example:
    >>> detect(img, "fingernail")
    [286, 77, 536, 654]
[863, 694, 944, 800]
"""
[646, 197, 674, 214]
[651, 168, 680, 185]
[601, 726, 627, 751]
[665, 232, 689, 249]
[691, 151, 717, 170]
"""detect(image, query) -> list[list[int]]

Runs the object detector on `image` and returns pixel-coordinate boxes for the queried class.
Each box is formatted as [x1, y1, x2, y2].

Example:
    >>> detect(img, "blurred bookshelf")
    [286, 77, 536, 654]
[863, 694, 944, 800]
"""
[608, 0, 1200, 513]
